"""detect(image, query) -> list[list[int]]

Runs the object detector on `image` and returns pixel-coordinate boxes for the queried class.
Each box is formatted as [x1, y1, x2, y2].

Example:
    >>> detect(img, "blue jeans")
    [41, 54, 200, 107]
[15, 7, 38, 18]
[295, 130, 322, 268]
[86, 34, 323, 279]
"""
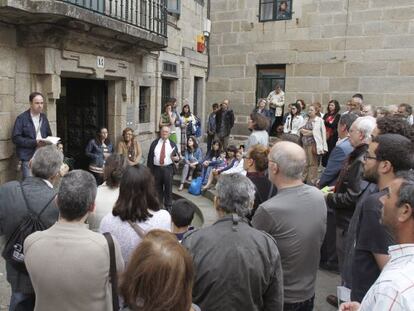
[21, 161, 31, 179]
[9, 291, 35, 311]
[201, 166, 213, 185]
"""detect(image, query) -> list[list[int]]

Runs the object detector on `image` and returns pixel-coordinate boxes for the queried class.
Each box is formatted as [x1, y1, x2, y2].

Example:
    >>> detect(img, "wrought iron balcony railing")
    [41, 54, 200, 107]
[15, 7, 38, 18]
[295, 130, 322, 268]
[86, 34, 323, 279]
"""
[60, 0, 167, 37]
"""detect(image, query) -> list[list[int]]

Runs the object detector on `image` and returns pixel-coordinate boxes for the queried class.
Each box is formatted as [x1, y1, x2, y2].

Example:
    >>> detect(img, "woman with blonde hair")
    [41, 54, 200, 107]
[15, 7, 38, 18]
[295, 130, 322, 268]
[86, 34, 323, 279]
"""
[299, 104, 328, 185]
[120, 230, 200, 311]
[117, 127, 142, 165]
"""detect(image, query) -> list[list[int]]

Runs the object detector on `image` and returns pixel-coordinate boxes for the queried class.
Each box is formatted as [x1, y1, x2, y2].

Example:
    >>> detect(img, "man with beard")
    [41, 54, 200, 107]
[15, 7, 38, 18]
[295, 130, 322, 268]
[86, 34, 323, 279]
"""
[340, 170, 414, 310]
[345, 134, 413, 302]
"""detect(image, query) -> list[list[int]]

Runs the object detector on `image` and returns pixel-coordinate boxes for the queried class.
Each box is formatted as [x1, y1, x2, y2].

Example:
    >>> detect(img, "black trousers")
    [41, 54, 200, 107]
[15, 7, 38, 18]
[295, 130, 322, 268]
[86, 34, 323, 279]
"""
[206, 134, 215, 154]
[320, 209, 338, 266]
[152, 164, 174, 210]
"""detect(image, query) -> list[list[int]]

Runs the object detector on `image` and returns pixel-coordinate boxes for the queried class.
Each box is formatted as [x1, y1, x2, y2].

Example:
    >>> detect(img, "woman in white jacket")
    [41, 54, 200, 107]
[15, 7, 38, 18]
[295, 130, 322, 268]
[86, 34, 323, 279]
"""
[299, 104, 328, 185]
[283, 102, 304, 136]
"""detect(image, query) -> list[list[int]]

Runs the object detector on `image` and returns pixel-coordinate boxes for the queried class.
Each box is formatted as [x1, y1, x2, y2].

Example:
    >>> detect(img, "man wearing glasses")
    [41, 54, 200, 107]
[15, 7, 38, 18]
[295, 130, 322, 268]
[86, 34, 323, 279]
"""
[343, 134, 413, 304]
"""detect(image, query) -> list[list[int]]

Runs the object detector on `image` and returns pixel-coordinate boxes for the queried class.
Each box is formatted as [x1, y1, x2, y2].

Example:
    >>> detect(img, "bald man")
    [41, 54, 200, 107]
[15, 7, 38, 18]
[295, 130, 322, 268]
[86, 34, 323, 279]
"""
[252, 141, 327, 311]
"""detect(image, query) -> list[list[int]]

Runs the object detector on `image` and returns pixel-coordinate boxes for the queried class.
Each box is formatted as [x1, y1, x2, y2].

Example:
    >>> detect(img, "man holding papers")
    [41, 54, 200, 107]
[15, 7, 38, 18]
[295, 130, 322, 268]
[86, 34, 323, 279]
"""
[12, 92, 52, 178]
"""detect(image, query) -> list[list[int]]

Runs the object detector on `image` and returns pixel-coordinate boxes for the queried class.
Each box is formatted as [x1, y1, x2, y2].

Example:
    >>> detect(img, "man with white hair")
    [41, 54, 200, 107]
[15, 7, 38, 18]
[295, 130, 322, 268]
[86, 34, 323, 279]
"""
[182, 174, 283, 311]
[0, 145, 63, 310]
[326, 116, 377, 273]
[252, 141, 327, 311]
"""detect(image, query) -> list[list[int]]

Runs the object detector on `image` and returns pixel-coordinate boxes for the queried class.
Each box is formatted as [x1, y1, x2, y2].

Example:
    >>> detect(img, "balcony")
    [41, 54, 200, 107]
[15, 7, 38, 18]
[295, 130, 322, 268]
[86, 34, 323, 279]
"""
[0, 0, 168, 50]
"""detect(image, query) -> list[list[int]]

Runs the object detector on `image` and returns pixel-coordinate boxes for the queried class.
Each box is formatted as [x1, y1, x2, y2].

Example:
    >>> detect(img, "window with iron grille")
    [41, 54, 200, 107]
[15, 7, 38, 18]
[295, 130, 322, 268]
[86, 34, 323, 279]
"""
[163, 62, 178, 75]
[194, 0, 204, 5]
[259, 0, 292, 22]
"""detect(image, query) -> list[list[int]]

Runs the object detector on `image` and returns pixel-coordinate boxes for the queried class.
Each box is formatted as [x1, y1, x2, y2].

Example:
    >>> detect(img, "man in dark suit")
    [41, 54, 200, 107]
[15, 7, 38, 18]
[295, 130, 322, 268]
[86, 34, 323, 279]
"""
[12, 92, 52, 178]
[147, 126, 180, 211]
[319, 113, 358, 273]
[0, 145, 62, 311]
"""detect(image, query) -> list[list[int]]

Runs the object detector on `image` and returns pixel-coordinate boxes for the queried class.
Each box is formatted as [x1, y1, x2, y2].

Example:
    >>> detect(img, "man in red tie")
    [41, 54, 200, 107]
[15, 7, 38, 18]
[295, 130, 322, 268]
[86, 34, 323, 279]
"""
[147, 126, 180, 211]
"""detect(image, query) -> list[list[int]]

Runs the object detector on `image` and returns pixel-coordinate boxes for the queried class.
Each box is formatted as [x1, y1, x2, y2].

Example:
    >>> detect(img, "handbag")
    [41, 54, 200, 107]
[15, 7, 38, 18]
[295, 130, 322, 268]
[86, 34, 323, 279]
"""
[103, 232, 119, 311]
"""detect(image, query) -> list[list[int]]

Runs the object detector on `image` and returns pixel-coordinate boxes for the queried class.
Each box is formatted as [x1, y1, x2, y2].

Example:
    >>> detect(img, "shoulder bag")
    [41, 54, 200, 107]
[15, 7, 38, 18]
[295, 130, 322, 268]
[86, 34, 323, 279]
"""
[127, 220, 146, 239]
[103, 232, 119, 311]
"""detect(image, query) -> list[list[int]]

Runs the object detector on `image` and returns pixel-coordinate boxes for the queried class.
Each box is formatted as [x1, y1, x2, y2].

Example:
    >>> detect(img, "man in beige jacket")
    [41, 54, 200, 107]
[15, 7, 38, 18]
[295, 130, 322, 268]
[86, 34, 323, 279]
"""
[24, 170, 124, 311]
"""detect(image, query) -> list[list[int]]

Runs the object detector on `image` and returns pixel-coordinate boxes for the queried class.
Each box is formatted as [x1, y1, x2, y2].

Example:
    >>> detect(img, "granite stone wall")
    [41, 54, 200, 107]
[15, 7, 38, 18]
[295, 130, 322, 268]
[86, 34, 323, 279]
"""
[207, 0, 414, 135]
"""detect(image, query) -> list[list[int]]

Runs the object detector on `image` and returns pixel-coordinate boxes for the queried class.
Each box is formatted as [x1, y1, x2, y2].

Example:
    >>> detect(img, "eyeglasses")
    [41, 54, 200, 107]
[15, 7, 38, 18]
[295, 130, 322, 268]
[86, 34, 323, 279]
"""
[363, 153, 377, 161]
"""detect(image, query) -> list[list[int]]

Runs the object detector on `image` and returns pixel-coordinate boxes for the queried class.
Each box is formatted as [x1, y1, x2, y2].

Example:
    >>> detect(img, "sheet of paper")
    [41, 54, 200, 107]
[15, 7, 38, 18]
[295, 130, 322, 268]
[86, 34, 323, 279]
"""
[337, 286, 351, 305]
[40, 136, 61, 145]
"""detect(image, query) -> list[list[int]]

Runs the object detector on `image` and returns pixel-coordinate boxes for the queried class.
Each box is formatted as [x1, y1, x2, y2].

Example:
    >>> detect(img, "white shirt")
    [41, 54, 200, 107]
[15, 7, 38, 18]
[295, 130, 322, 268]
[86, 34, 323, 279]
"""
[88, 183, 120, 231]
[153, 138, 174, 166]
[359, 244, 414, 311]
[336, 136, 349, 146]
[31, 113, 42, 140]
[99, 209, 171, 264]
[221, 159, 246, 176]
[42, 179, 53, 189]
[407, 114, 413, 126]
[283, 114, 304, 135]
[267, 90, 285, 116]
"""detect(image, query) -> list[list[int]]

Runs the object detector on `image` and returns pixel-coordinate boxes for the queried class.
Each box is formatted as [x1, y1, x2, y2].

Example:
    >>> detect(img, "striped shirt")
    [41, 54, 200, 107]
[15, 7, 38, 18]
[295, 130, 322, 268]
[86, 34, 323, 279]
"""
[360, 244, 414, 311]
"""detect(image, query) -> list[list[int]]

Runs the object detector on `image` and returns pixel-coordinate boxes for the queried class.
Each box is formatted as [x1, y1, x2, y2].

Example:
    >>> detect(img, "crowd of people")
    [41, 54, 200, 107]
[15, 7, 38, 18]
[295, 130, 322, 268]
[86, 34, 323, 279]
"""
[0, 90, 414, 311]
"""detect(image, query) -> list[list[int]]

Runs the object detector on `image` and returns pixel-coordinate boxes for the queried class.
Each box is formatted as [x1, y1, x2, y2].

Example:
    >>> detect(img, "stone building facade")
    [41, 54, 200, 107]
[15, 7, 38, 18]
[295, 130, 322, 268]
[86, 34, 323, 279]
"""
[0, 0, 208, 183]
[207, 0, 414, 135]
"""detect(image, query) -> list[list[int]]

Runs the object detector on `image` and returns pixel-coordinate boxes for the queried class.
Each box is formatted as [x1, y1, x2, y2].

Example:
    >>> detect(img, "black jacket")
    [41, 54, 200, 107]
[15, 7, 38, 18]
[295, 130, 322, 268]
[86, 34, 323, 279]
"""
[326, 144, 368, 230]
[147, 138, 178, 170]
[215, 109, 235, 138]
[0, 177, 58, 293]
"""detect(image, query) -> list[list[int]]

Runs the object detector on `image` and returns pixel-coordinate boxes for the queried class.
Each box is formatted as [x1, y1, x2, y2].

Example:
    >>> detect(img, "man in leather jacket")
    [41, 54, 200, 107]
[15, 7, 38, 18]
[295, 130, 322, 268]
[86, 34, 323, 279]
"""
[182, 174, 283, 311]
[325, 116, 377, 272]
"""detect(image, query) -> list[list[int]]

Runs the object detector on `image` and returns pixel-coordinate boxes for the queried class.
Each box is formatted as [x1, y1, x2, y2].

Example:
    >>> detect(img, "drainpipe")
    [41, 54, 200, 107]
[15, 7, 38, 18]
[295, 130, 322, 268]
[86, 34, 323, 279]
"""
[206, 0, 211, 81]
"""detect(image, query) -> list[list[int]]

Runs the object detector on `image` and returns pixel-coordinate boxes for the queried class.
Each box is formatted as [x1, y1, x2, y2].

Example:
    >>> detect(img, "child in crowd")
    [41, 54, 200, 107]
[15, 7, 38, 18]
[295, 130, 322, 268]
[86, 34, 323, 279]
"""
[171, 199, 196, 242]
[220, 148, 245, 176]
[202, 145, 238, 190]
[201, 140, 223, 185]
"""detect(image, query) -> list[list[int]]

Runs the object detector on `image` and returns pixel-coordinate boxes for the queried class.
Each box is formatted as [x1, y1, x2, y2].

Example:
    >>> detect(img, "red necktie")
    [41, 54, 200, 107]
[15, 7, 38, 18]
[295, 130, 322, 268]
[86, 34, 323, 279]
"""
[160, 140, 166, 165]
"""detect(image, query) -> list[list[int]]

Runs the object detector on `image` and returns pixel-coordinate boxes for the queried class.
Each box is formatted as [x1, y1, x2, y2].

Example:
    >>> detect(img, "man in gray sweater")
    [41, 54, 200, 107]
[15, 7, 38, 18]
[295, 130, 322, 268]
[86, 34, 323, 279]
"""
[252, 141, 327, 311]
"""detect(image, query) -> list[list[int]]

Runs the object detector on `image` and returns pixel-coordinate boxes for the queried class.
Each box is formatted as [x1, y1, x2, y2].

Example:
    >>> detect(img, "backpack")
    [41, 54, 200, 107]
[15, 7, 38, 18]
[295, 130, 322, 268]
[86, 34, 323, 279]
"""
[1, 183, 56, 274]
[188, 177, 203, 196]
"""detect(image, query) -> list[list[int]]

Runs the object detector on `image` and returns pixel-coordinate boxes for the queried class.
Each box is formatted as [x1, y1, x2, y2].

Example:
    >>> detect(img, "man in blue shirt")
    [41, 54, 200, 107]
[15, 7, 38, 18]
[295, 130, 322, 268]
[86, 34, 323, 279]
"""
[12, 92, 52, 178]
